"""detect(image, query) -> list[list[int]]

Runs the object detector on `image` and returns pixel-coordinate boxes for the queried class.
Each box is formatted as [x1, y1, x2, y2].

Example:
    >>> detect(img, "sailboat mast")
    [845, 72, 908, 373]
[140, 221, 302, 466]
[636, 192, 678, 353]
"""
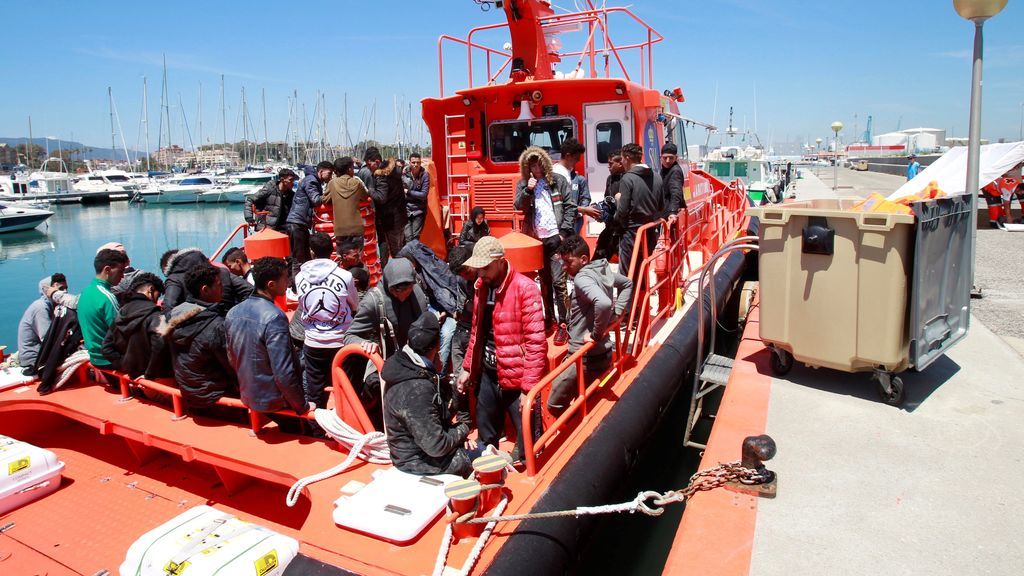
[28, 116, 34, 168]
[198, 81, 203, 166]
[241, 87, 249, 166]
[109, 87, 117, 160]
[262, 88, 269, 165]
[163, 55, 171, 157]
[143, 76, 151, 172]
[220, 75, 227, 162]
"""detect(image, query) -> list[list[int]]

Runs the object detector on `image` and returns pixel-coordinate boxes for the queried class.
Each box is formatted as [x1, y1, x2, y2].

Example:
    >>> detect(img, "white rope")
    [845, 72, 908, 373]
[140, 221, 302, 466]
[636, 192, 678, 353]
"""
[432, 496, 509, 576]
[284, 408, 391, 507]
[54, 350, 90, 391]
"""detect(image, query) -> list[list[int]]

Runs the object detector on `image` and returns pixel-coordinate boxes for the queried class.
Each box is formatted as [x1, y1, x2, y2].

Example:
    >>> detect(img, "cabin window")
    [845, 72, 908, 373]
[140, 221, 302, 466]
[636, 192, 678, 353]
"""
[734, 162, 748, 178]
[106, 175, 129, 182]
[595, 122, 623, 164]
[488, 117, 576, 163]
[708, 161, 732, 178]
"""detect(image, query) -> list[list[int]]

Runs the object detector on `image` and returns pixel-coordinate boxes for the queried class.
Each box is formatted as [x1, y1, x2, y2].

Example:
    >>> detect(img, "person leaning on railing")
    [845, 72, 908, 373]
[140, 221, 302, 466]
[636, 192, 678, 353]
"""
[548, 236, 632, 416]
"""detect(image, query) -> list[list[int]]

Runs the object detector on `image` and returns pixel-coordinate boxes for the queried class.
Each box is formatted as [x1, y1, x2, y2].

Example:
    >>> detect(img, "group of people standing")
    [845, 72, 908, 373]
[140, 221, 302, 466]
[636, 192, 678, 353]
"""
[14, 137, 686, 479]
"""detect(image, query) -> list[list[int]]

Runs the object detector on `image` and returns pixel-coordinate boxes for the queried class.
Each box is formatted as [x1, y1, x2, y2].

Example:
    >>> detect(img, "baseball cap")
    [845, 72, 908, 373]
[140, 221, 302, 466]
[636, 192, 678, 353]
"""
[463, 236, 505, 269]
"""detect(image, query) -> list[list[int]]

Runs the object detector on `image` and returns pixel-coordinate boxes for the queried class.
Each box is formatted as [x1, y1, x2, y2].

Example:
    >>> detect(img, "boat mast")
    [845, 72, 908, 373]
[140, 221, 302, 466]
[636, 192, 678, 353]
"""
[220, 75, 227, 165]
[143, 76, 151, 172]
[109, 88, 132, 166]
[163, 55, 172, 165]
[27, 116, 33, 169]
[109, 87, 117, 163]
[262, 88, 269, 164]
[197, 81, 203, 168]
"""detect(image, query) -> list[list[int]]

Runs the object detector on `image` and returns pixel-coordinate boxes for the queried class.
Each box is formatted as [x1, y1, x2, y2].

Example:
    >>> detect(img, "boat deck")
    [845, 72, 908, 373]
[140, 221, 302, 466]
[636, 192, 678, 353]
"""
[666, 167, 1024, 575]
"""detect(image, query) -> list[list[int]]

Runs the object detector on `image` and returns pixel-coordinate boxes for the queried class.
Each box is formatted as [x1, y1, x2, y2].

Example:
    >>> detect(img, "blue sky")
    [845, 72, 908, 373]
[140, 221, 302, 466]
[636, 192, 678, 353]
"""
[2, 0, 1022, 153]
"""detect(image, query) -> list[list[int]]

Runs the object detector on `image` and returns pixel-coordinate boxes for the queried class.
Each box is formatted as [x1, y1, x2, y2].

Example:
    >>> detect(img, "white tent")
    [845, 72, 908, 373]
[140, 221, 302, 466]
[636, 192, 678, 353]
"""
[888, 141, 1024, 200]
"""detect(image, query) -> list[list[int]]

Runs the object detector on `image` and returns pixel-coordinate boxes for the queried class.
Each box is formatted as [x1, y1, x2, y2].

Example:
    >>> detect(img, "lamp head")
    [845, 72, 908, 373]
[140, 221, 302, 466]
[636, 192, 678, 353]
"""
[953, 0, 1007, 22]
[831, 121, 844, 134]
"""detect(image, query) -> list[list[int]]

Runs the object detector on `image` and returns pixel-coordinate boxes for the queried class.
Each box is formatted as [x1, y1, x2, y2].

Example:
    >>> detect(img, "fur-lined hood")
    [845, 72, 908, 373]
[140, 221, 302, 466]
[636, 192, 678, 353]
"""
[161, 248, 207, 277]
[156, 301, 204, 337]
[518, 146, 555, 186]
[374, 158, 398, 178]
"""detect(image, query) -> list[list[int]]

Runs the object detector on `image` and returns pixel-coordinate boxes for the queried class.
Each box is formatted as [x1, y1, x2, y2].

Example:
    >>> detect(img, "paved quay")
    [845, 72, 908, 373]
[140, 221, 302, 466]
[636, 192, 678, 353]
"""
[664, 167, 1024, 575]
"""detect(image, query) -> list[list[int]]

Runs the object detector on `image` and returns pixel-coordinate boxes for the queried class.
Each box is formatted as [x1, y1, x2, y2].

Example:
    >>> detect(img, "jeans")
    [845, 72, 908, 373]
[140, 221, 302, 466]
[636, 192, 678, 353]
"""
[547, 350, 612, 415]
[303, 344, 339, 409]
[619, 225, 659, 292]
[286, 223, 311, 277]
[539, 234, 568, 327]
[438, 316, 457, 374]
[450, 325, 470, 379]
[475, 367, 523, 454]
[376, 217, 406, 263]
[405, 213, 425, 242]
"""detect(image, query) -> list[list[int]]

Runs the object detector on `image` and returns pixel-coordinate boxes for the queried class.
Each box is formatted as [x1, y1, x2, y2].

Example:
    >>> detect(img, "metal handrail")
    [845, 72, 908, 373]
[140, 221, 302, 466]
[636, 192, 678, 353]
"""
[209, 223, 249, 263]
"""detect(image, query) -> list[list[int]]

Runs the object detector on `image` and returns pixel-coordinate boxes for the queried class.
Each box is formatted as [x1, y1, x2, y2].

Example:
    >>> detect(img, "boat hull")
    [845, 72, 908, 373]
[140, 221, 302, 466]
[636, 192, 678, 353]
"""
[0, 212, 53, 233]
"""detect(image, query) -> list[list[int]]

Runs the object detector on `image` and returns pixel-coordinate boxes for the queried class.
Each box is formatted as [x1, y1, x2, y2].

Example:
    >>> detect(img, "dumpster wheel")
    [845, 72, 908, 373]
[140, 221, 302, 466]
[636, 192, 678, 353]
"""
[874, 371, 906, 406]
[768, 347, 793, 376]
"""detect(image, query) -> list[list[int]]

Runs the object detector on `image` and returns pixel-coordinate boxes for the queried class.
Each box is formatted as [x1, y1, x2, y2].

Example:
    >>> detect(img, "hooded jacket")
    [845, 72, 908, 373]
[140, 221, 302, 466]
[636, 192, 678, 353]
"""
[244, 179, 292, 231]
[162, 249, 253, 318]
[323, 174, 370, 237]
[404, 166, 431, 218]
[225, 293, 307, 414]
[567, 259, 633, 356]
[661, 161, 686, 216]
[17, 277, 54, 368]
[161, 298, 236, 409]
[513, 146, 576, 239]
[462, 261, 547, 391]
[100, 292, 171, 378]
[458, 212, 490, 250]
[382, 346, 472, 476]
[396, 240, 464, 317]
[616, 164, 664, 228]
[296, 258, 359, 348]
[344, 258, 428, 358]
[287, 164, 326, 227]
[371, 159, 408, 227]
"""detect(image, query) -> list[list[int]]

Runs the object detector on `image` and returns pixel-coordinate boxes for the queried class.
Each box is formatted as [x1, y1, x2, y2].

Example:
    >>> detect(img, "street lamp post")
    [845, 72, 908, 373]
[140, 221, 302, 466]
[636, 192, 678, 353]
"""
[831, 121, 843, 191]
[955, 0, 1006, 296]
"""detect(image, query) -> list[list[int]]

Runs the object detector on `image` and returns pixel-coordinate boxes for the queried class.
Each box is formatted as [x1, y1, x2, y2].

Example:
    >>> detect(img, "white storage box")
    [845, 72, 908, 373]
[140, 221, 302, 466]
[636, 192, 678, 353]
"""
[0, 434, 65, 515]
[119, 505, 299, 576]
[333, 467, 459, 543]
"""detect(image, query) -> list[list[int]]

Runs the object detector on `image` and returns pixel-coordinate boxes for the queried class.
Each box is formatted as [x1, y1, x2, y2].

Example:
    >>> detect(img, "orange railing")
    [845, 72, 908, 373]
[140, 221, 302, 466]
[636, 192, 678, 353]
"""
[521, 177, 749, 476]
[209, 222, 250, 263]
[89, 344, 385, 437]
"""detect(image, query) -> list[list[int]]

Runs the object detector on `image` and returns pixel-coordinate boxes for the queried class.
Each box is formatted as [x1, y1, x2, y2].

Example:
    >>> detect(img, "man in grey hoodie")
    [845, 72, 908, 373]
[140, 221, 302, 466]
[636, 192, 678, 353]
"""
[16, 273, 67, 375]
[549, 236, 633, 415]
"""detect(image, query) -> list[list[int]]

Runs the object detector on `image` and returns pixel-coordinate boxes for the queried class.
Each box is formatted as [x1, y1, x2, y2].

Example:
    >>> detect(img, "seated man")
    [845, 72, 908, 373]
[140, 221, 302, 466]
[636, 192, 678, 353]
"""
[80, 248, 129, 372]
[344, 257, 428, 422]
[549, 236, 632, 415]
[17, 273, 67, 376]
[163, 264, 238, 414]
[162, 248, 254, 317]
[382, 312, 479, 476]
[101, 273, 171, 379]
[226, 257, 314, 432]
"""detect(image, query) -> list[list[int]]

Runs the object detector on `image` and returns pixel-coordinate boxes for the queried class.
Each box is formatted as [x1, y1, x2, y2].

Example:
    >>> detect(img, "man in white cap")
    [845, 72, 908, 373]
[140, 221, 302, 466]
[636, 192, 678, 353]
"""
[96, 242, 143, 296]
[457, 236, 547, 462]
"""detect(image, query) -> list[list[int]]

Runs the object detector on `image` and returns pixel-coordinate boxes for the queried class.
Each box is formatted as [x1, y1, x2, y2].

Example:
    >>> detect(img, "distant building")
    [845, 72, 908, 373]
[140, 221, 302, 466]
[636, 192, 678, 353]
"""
[859, 128, 947, 157]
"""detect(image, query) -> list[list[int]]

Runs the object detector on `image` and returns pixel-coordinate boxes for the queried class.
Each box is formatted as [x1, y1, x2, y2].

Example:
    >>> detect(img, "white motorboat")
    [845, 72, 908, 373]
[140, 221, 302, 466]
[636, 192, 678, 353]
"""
[201, 172, 273, 203]
[73, 169, 139, 195]
[0, 158, 75, 201]
[0, 202, 54, 233]
[148, 175, 222, 205]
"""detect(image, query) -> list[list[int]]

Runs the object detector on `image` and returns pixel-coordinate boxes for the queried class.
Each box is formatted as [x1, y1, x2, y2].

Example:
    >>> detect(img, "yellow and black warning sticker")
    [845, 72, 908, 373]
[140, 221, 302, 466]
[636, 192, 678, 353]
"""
[254, 549, 278, 576]
[163, 560, 191, 575]
[7, 456, 30, 475]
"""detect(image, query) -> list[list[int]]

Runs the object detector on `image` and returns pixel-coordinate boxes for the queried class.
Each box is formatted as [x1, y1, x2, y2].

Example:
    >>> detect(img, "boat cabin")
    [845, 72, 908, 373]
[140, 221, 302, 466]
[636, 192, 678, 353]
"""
[422, 0, 711, 240]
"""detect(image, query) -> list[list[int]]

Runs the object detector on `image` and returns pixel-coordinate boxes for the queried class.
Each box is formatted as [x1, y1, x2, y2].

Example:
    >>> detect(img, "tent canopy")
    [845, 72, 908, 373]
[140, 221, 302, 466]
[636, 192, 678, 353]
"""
[889, 142, 1024, 200]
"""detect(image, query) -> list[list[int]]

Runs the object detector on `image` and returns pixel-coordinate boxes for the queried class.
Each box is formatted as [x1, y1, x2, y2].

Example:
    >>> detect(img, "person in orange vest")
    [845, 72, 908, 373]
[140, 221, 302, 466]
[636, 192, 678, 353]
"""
[981, 174, 1011, 228]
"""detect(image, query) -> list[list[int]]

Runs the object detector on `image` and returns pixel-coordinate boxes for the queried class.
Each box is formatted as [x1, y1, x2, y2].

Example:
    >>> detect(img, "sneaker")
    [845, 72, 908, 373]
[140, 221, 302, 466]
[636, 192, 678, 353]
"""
[21, 366, 37, 377]
[553, 323, 569, 347]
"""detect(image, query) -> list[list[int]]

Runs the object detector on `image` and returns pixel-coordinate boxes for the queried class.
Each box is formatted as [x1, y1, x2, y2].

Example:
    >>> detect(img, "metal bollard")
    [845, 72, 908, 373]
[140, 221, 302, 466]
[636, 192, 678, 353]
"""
[445, 479, 484, 540]
[472, 453, 511, 513]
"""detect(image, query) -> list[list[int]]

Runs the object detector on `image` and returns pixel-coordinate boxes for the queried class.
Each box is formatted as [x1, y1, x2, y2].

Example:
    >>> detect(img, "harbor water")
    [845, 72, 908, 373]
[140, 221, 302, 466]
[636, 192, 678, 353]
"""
[0, 202, 245, 351]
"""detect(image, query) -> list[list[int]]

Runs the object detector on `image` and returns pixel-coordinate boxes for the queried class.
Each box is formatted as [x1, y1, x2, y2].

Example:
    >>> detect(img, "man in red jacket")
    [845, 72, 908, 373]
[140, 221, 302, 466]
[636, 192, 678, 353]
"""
[457, 236, 547, 462]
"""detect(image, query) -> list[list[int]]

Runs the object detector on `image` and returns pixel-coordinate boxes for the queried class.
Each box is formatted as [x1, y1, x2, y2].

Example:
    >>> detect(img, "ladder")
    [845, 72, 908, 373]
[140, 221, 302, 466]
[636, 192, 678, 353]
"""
[684, 236, 759, 450]
[444, 114, 470, 226]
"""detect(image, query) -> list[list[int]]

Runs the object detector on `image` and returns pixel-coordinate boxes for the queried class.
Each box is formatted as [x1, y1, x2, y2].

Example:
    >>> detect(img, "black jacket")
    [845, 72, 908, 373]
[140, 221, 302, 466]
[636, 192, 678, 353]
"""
[382, 347, 471, 476]
[244, 179, 293, 231]
[615, 165, 663, 228]
[371, 159, 408, 227]
[162, 299, 237, 409]
[162, 249, 252, 318]
[35, 305, 82, 395]
[100, 293, 171, 378]
[661, 162, 686, 216]
[458, 220, 490, 250]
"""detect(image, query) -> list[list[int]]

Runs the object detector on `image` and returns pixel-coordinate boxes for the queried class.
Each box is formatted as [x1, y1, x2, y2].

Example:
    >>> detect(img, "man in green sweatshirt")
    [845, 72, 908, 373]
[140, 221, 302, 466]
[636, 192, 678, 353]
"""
[79, 248, 129, 367]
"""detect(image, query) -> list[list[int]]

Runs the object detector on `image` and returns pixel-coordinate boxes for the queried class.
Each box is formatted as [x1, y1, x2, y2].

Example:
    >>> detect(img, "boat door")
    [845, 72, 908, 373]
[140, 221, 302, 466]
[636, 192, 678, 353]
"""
[583, 101, 632, 236]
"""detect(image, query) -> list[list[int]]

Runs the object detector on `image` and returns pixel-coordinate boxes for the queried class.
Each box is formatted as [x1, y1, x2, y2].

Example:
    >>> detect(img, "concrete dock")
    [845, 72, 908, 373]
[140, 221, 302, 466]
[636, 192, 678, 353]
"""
[664, 165, 1024, 575]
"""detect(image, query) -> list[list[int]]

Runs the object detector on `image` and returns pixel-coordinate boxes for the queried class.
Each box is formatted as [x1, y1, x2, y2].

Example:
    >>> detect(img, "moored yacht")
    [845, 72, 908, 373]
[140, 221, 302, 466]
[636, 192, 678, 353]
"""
[0, 201, 54, 233]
